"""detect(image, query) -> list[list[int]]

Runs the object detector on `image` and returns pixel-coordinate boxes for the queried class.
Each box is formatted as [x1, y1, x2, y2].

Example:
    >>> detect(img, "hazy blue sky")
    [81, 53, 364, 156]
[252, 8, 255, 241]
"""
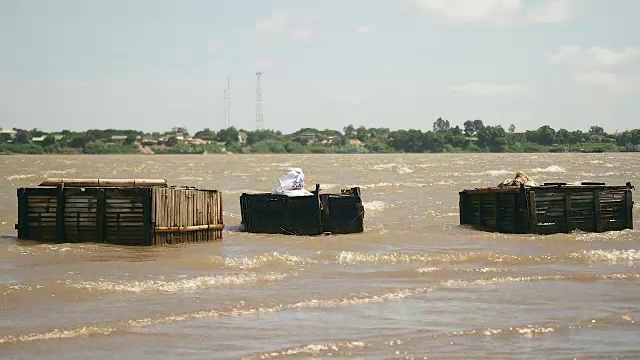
[1, 0, 638, 133]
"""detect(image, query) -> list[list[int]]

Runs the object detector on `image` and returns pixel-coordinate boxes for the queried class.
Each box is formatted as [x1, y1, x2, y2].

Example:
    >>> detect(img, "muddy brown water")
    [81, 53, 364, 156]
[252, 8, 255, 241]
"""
[1, 154, 638, 359]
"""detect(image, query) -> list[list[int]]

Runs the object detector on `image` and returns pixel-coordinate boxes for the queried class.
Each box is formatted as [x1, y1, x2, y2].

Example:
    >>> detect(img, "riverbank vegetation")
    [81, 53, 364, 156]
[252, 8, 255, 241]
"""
[1, 120, 639, 154]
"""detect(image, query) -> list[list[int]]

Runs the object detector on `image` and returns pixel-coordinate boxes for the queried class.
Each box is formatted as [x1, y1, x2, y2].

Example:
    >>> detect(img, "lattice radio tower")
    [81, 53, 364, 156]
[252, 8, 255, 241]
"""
[223, 76, 231, 128]
[255, 72, 264, 130]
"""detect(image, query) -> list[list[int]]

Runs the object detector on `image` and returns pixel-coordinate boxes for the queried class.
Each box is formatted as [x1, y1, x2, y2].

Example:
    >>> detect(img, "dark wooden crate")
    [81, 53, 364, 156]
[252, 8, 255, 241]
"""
[459, 183, 634, 234]
[17, 186, 223, 246]
[240, 186, 364, 235]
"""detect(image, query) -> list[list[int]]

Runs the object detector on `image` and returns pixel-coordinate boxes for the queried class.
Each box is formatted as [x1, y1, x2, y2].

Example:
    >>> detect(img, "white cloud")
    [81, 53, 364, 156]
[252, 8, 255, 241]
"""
[415, 0, 573, 25]
[256, 12, 289, 35]
[256, 57, 274, 70]
[574, 71, 626, 92]
[548, 46, 640, 70]
[206, 38, 226, 57]
[548, 46, 640, 92]
[451, 82, 529, 97]
[336, 94, 365, 105]
[526, 0, 573, 23]
[289, 27, 315, 41]
[355, 24, 375, 34]
[256, 12, 316, 42]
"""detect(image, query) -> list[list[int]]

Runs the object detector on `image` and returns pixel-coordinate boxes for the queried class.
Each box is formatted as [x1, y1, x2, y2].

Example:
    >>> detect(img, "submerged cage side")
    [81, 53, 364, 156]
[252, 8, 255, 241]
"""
[528, 185, 633, 234]
[458, 187, 529, 233]
[17, 187, 152, 245]
[320, 187, 365, 234]
[240, 193, 323, 235]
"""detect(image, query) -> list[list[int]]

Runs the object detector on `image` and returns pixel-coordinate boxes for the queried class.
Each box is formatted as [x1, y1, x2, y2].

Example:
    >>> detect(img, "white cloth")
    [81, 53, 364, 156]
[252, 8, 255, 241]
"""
[272, 168, 313, 196]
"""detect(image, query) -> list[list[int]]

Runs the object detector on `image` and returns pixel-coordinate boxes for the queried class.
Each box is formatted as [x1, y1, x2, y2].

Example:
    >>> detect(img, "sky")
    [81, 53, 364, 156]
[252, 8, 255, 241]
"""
[0, 0, 639, 134]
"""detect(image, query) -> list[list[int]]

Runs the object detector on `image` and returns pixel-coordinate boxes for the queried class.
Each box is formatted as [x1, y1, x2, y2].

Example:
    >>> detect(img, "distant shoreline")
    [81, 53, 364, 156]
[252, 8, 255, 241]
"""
[2, 149, 637, 155]
[2, 123, 639, 155]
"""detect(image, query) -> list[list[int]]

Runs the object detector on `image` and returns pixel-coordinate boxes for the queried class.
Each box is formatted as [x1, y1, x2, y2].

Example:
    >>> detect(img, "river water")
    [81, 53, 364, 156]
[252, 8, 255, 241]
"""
[0, 154, 638, 359]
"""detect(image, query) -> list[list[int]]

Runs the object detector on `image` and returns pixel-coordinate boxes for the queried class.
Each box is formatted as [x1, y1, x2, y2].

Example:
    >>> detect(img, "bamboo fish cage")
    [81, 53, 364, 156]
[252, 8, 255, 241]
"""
[16, 178, 223, 246]
[459, 182, 634, 234]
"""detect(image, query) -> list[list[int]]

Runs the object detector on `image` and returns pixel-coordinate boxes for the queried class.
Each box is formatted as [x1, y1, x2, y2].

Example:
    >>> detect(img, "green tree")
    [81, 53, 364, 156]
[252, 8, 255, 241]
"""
[343, 125, 355, 139]
[216, 127, 239, 144]
[15, 130, 30, 144]
[463, 120, 484, 136]
[433, 117, 450, 132]
[194, 128, 216, 140]
[125, 135, 137, 145]
[477, 125, 507, 152]
[42, 135, 56, 147]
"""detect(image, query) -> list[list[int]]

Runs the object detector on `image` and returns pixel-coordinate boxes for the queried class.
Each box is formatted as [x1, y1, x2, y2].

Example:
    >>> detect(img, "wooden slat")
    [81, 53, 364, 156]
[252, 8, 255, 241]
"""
[594, 191, 602, 232]
[528, 191, 537, 234]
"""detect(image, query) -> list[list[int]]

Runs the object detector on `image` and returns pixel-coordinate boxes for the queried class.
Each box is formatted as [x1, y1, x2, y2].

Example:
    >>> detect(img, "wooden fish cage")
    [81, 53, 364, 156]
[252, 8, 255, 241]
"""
[459, 182, 634, 234]
[16, 178, 223, 246]
[239, 185, 365, 235]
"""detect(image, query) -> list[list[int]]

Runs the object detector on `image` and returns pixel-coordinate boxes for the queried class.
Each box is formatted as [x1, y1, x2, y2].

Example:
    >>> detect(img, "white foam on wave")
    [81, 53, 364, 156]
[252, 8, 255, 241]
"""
[5, 174, 36, 180]
[417, 267, 509, 274]
[370, 163, 415, 173]
[0, 325, 115, 344]
[363, 201, 387, 213]
[337, 251, 475, 264]
[530, 165, 566, 173]
[335, 251, 543, 265]
[5, 272, 639, 344]
[396, 165, 414, 175]
[357, 182, 393, 190]
[211, 252, 317, 269]
[66, 273, 288, 293]
[373, 163, 396, 170]
[44, 169, 76, 176]
[252, 341, 368, 359]
[453, 325, 555, 338]
[570, 249, 639, 264]
[472, 170, 513, 177]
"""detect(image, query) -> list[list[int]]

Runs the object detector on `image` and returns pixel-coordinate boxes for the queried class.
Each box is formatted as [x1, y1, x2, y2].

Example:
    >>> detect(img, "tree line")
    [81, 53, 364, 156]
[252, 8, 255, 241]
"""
[1, 120, 639, 154]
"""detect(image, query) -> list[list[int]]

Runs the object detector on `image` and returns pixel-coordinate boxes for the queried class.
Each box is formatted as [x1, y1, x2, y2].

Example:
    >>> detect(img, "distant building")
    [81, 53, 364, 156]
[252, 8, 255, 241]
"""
[110, 135, 128, 142]
[0, 129, 17, 138]
[349, 139, 363, 147]
[141, 137, 157, 146]
[31, 136, 47, 142]
[193, 138, 211, 145]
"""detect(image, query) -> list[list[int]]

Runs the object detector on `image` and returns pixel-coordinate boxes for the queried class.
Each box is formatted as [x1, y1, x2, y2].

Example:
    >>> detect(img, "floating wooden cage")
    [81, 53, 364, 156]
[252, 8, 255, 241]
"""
[16, 179, 223, 245]
[459, 182, 634, 234]
[239, 185, 365, 235]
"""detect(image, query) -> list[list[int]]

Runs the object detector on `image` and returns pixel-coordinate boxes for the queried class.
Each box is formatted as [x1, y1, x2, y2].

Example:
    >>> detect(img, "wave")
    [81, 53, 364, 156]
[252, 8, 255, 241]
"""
[396, 166, 414, 175]
[244, 341, 368, 359]
[363, 201, 387, 213]
[210, 253, 317, 270]
[0, 326, 115, 344]
[336, 251, 556, 265]
[569, 249, 639, 264]
[5, 174, 36, 180]
[3, 272, 638, 344]
[450, 325, 555, 338]
[530, 165, 566, 173]
[471, 170, 513, 177]
[372, 164, 396, 170]
[417, 267, 510, 274]
[65, 272, 288, 293]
